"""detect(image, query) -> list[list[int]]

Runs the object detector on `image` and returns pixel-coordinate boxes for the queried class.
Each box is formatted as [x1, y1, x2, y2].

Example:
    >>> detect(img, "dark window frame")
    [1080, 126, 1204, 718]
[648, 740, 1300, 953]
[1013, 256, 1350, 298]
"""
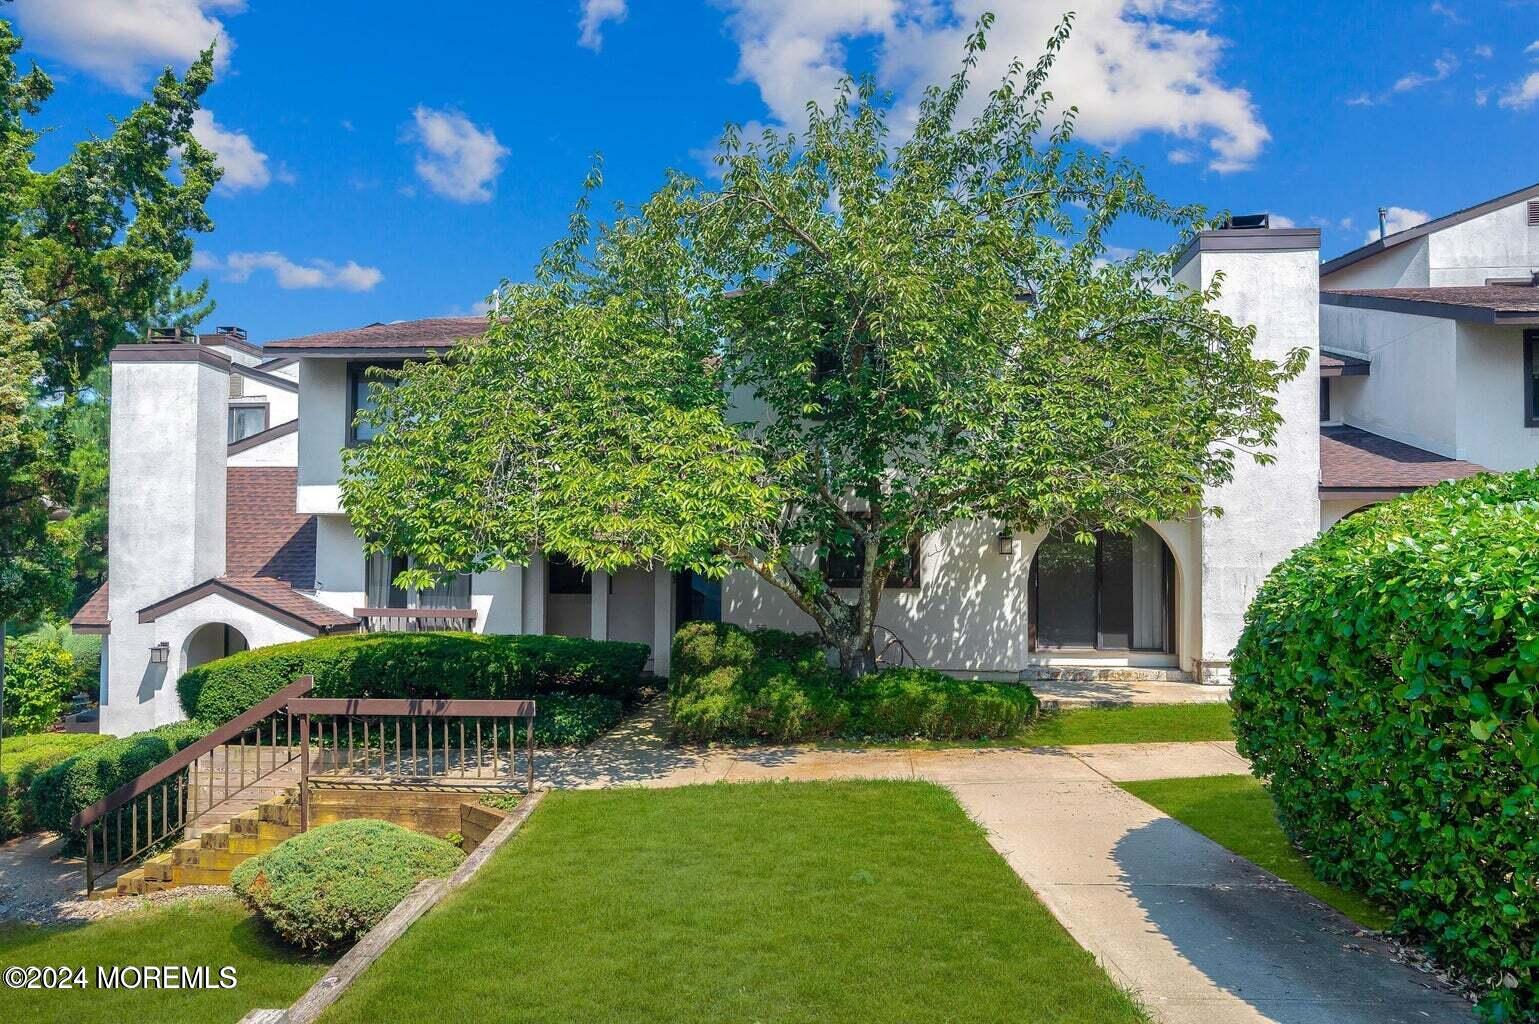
[824, 524, 922, 590]
[1319, 376, 1331, 423]
[346, 360, 405, 447]
[227, 401, 270, 443]
[1027, 527, 1176, 655]
[1525, 330, 1539, 429]
[364, 550, 472, 609]
[546, 552, 593, 595]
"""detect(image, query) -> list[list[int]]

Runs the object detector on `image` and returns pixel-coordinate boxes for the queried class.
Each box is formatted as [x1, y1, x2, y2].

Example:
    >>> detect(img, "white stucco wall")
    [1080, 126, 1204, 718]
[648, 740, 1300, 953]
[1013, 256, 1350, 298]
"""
[1427, 202, 1538, 286]
[227, 428, 299, 467]
[1321, 304, 1459, 455]
[1322, 236, 1431, 290]
[103, 351, 230, 735]
[1321, 496, 1382, 530]
[1181, 238, 1322, 679]
[1454, 323, 1539, 471]
[296, 358, 347, 514]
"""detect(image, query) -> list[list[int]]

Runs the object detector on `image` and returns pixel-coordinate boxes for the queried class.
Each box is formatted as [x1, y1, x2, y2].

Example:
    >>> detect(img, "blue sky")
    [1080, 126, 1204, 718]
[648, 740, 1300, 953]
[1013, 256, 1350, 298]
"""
[10, 0, 1539, 345]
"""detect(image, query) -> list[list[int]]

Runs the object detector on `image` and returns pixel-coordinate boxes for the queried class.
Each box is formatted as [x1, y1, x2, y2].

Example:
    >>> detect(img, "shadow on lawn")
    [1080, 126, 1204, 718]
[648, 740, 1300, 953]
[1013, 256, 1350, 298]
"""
[1110, 819, 1469, 1024]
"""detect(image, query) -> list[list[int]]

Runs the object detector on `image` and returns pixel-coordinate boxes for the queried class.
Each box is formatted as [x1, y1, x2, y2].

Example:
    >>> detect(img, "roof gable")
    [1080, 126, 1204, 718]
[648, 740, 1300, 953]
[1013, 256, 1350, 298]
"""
[1321, 181, 1539, 280]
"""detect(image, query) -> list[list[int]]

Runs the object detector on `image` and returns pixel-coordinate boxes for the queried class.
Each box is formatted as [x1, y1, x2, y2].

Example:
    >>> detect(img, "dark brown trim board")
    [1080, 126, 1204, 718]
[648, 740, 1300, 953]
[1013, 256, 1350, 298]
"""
[228, 418, 298, 455]
[1321, 181, 1539, 278]
[231, 362, 300, 393]
[137, 579, 357, 635]
[109, 343, 232, 370]
[1172, 227, 1321, 275]
[1320, 290, 1539, 326]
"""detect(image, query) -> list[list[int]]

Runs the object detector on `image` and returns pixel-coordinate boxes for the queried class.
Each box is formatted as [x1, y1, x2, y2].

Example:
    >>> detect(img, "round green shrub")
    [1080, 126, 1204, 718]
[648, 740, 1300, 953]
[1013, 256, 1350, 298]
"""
[849, 669, 1038, 740]
[231, 819, 464, 951]
[1, 634, 75, 735]
[0, 733, 110, 840]
[1231, 471, 1539, 1023]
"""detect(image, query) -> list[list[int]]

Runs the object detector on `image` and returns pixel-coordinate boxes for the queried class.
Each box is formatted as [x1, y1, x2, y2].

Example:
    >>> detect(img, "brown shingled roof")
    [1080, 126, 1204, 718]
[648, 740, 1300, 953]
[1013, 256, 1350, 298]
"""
[1320, 425, 1487, 492]
[263, 317, 486, 354]
[1320, 350, 1370, 377]
[82, 466, 359, 636]
[71, 582, 110, 633]
[1321, 286, 1539, 324]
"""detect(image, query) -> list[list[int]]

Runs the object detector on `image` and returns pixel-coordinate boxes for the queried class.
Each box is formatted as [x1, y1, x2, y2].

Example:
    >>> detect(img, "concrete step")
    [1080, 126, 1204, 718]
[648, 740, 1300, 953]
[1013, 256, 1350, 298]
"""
[1020, 665, 1192, 684]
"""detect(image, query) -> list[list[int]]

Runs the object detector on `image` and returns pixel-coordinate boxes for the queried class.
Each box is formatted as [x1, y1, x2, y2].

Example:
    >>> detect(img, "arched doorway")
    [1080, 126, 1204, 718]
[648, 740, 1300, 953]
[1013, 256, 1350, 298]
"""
[1029, 525, 1175, 653]
[184, 622, 249, 670]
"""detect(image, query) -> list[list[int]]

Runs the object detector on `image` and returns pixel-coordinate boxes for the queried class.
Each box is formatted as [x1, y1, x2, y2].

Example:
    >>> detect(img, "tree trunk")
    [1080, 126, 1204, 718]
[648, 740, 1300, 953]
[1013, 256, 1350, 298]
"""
[833, 625, 877, 680]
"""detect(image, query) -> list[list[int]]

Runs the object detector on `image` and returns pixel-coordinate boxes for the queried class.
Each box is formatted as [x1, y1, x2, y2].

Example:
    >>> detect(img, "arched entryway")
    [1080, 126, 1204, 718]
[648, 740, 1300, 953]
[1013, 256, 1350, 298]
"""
[184, 622, 250, 670]
[1028, 524, 1175, 654]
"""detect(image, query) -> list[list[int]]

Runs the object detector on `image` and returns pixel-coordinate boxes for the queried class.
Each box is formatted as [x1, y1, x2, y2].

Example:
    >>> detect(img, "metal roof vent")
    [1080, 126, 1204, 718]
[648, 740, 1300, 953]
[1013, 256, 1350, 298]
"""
[1220, 213, 1271, 230]
[1527, 201, 1539, 226]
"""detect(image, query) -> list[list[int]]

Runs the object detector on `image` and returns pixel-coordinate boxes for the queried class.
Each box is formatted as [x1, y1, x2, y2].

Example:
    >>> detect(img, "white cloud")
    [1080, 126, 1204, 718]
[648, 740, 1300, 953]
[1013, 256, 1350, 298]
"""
[1429, 2, 1464, 24]
[1500, 72, 1539, 109]
[405, 106, 509, 203]
[1393, 52, 1459, 93]
[9, 0, 243, 92]
[712, 0, 1270, 173]
[1472, 44, 1492, 60]
[1365, 207, 1430, 245]
[578, 0, 629, 50]
[1268, 214, 1297, 228]
[190, 109, 280, 192]
[197, 251, 383, 291]
[1526, 41, 1539, 57]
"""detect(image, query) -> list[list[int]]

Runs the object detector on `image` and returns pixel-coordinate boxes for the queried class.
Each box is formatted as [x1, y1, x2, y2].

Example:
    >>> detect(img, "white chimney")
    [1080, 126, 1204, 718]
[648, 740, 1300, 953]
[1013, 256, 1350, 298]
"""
[101, 343, 229, 734]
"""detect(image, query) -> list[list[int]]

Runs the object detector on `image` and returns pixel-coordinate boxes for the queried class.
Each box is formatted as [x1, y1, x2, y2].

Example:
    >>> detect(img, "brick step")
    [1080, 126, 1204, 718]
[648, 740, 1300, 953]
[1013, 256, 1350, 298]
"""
[116, 790, 298, 897]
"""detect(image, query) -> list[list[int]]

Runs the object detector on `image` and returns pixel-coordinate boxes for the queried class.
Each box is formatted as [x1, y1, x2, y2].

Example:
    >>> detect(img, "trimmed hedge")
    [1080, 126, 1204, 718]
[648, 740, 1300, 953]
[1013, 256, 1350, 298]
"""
[669, 622, 1036, 742]
[1231, 471, 1539, 1023]
[1, 733, 110, 839]
[177, 631, 649, 724]
[28, 721, 209, 840]
[1, 634, 76, 736]
[232, 819, 463, 951]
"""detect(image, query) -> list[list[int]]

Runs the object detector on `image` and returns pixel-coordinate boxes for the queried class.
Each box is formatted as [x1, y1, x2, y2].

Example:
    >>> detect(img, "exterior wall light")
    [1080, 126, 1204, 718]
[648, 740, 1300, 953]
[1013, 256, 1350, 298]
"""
[148, 642, 170, 665]
[996, 529, 1015, 556]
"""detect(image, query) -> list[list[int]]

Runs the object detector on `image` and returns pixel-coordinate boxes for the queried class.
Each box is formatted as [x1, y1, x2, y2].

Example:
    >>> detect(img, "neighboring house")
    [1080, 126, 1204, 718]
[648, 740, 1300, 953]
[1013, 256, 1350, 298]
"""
[75, 187, 1539, 735]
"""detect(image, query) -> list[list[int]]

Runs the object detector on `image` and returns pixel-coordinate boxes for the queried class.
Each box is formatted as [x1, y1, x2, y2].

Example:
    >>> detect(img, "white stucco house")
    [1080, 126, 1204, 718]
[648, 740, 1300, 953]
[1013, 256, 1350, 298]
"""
[75, 184, 1539, 735]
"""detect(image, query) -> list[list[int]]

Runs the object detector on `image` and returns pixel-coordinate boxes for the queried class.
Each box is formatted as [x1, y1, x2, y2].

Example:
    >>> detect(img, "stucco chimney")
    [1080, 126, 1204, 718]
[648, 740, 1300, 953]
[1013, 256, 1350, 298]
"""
[1174, 225, 1322, 682]
[101, 343, 230, 734]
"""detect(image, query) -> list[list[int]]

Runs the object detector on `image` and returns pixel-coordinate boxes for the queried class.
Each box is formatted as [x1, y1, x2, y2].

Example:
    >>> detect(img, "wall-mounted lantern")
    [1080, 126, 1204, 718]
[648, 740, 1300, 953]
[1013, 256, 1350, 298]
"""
[996, 529, 1015, 556]
[148, 642, 170, 665]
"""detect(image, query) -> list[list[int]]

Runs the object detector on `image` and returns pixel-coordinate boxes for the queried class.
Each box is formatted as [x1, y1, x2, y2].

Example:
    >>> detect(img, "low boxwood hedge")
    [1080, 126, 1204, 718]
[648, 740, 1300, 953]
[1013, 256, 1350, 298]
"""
[1, 733, 110, 839]
[1231, 471, 1539, 1023]
[177, 631, 649, 724]
[28, 721, 209, 841]
[669, 622, 1036, 743]
[231, 818, 464, 951]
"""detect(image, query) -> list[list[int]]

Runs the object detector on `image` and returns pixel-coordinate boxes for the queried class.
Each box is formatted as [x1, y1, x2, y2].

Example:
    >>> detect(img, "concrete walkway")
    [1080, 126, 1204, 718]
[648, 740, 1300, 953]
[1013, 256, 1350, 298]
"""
[541, 706, 1471, 1024]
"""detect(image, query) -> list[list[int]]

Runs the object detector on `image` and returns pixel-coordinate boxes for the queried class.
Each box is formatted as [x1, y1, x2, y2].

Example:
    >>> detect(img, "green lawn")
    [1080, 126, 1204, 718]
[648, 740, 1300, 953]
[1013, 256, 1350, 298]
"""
[0, 896, 325, 1024]
[1018, 703, 1233, 746]
[325, 782, 1147, 1024]
[1119, 774, 1393, 931]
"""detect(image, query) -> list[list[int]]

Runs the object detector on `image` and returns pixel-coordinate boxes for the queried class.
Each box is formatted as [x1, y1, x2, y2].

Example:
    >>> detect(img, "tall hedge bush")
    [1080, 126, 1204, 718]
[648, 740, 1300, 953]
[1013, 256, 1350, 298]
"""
[1231, 471, 1539, 1023]
[1, 733, 109, 839]
[28, 721, 208, 841]
[1, 634, 75, 735]
[177, 631, 649, 723]
[669, 621, 1036, 742]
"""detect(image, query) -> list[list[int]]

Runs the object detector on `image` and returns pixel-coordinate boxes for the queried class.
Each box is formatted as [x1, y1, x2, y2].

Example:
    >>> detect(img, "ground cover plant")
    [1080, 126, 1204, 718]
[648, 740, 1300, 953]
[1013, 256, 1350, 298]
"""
[0, 896, 323, 1024]
[232, 819, 464, 951]
[1231, 470, 1539, 1021]
[668, 621, 1037, 742]
[323, 782, 1147, 1024]
[1119, 774, 1392, 930]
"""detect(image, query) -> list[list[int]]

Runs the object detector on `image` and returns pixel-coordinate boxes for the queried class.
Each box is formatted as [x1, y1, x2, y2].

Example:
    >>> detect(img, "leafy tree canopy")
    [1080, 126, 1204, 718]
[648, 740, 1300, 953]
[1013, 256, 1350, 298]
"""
[0, 19, 218, 623]
[341, 15, 1304, 676]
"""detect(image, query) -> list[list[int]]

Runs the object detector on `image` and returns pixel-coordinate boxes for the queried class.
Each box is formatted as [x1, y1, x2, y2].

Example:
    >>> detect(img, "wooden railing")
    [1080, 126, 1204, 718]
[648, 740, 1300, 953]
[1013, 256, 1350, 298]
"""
[72, 675, 316, 894]
[289, 698, 537, 830]
[352, 608, 478, 633]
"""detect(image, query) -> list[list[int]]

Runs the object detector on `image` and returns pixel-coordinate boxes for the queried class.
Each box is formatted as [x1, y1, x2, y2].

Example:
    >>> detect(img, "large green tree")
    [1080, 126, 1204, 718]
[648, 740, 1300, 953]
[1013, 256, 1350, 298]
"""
[342, 17, 1304, 678]
[0, 19, 219, 623]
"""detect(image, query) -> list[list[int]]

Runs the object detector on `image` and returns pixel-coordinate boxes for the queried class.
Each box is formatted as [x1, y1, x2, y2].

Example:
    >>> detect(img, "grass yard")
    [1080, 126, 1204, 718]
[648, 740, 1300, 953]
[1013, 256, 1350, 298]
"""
[0, 895, 325, 1024]
[325, 781, 1147, 1024]
[1119, 774, 1393, 931]
[1018, 703, 1233, 746]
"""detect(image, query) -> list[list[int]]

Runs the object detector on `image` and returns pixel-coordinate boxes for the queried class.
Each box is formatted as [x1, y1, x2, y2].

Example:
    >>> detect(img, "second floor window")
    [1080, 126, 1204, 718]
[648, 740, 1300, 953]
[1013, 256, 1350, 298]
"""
[1526, 330, 1539, 429]
[348, 361, 403, 445]
[365, 551, 471, 609]
[228, 404, 268, 442]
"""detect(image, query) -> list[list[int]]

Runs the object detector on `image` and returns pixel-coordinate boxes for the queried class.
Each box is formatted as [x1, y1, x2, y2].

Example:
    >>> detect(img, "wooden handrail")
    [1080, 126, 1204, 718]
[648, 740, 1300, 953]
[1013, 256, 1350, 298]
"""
[71, 675, 315, 830]
[351, 608, 477, 620]
[287, 697, 535, 717]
